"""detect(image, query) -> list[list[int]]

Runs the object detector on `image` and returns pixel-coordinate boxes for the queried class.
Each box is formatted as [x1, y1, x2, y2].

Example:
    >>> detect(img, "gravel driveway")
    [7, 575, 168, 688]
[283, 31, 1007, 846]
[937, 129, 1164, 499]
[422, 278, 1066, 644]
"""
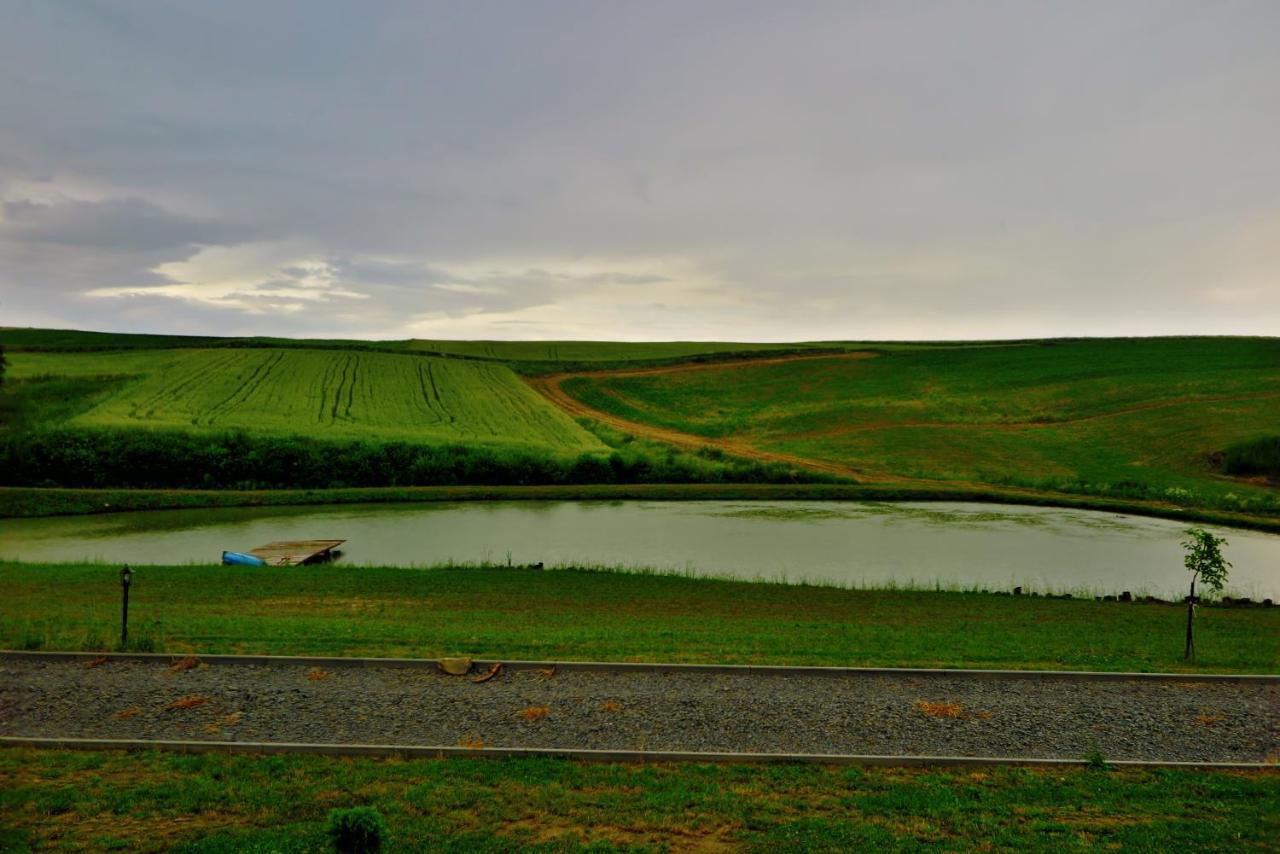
[1, 657, 1275, 762]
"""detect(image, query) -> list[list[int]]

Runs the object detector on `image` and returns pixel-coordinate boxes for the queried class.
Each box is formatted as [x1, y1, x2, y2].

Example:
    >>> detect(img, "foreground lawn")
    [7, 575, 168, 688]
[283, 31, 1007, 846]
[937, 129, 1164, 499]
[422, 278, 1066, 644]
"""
[0, 749, 1276, 852]
[3, 563, 1277, 673]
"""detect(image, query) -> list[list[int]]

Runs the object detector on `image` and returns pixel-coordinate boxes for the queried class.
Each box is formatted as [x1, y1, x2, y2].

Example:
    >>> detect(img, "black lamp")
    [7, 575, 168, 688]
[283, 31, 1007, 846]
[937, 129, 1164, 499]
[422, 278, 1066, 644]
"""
[119, 564, 133, 648]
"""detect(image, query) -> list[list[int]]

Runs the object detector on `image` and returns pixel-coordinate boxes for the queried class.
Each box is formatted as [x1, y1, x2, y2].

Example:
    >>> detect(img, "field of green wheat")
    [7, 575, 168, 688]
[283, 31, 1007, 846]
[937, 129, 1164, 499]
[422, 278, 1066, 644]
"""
[10, 348, 603, 451]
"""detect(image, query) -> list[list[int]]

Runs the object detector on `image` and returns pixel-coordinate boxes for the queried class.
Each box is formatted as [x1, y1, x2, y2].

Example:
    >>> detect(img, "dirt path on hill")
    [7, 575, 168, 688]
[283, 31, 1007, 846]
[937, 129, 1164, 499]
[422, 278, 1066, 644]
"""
[526, 352, 888, 482]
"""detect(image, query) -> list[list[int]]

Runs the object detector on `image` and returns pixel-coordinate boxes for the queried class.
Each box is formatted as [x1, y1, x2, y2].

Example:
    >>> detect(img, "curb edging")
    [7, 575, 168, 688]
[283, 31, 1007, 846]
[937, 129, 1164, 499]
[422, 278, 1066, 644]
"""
[2, 737, 1274, 770]
[2, 650, 1276, 682]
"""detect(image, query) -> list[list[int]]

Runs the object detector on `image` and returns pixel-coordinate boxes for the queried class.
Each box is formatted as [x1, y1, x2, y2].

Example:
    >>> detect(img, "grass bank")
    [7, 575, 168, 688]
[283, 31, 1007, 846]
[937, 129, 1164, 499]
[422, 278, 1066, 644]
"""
[3, 563, 1277, 673]
[5, 483, 1280, 535]
[1, 749, 1276, 852]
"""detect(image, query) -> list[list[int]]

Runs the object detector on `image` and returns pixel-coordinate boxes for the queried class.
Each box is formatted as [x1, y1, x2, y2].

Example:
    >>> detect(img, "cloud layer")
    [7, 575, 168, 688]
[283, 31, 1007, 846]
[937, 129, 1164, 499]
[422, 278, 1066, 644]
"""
[2, 1, 1277, 340]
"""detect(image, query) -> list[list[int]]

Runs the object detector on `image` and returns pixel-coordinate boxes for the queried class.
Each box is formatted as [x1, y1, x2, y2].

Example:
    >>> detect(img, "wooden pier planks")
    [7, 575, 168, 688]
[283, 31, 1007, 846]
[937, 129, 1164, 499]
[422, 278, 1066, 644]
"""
[245, 540, 345, 567]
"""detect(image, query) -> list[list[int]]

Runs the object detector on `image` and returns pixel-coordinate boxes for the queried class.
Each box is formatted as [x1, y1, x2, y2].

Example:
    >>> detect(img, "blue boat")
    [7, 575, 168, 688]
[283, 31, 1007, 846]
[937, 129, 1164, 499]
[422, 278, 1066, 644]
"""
[221, 551, 267, 567]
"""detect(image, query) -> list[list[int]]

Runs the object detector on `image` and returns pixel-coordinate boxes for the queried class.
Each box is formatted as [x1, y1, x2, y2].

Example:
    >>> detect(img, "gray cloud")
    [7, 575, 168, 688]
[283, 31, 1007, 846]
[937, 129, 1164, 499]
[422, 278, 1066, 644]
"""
[2, 196, 255, 252]
[1, 1, 1277, 339]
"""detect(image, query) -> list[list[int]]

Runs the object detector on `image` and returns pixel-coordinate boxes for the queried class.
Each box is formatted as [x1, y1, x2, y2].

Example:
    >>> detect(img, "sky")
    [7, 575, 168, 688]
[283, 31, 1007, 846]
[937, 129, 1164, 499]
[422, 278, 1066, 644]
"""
[1, 1, 1278, 342]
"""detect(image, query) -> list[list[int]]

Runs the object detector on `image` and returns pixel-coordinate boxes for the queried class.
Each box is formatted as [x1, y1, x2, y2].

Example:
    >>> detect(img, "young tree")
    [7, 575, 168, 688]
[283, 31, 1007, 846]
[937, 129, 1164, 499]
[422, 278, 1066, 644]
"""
[1181, 528, 1230, 661]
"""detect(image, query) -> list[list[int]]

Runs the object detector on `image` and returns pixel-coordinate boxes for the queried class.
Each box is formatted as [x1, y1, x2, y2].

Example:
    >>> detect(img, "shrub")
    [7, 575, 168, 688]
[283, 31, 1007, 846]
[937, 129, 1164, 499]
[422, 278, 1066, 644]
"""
[327, 806, 388, 854]
[1222, 436, 1280, 479]
[0, 427, 829, 490]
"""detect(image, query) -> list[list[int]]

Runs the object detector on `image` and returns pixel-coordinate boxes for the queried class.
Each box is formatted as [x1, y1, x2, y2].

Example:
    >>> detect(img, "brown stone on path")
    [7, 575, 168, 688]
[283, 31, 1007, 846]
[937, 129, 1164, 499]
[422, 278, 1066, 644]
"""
[438, 657, 473, 676]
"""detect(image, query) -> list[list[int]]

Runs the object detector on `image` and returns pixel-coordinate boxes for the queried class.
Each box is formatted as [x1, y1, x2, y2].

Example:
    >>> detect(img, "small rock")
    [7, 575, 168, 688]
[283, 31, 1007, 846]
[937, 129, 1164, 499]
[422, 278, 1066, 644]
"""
[438, 657, 473, 676]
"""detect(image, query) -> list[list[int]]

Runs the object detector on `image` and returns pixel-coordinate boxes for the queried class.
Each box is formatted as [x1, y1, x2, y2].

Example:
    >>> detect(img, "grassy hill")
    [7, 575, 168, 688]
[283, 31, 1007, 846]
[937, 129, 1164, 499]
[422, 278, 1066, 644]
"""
[554, 338, 1280, 516]
[1, 327, 857, 366]
[406, 338, 854, 363]
[0, 337, 816, 492]
[1, 330, 1277, 517]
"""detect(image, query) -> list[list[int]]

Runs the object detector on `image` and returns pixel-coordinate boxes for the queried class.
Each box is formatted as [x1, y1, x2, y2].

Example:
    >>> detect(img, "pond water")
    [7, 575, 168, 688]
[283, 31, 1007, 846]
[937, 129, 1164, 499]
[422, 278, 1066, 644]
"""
[2, 500, 1277, 598]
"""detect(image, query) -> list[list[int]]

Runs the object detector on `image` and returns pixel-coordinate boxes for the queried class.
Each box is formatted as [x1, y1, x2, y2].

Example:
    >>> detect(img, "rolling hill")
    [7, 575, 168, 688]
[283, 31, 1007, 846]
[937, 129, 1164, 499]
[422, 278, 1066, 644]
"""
[543, 337, 1280, 515]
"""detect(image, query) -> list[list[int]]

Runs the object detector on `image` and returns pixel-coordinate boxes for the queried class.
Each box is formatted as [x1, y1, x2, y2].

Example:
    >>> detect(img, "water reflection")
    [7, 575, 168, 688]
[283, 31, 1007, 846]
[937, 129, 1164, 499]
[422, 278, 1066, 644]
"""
[1, 500, 1275, 598]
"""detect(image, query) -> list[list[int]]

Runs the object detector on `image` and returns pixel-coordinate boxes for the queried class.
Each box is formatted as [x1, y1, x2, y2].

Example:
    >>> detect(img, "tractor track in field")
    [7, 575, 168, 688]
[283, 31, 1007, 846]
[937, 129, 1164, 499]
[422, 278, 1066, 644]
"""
[526, 352, 895, 483]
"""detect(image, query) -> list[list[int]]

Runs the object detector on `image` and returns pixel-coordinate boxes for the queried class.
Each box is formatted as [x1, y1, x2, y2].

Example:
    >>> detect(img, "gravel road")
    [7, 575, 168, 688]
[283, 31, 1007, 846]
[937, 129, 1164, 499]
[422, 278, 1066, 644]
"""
[1, 658, 1275, 762]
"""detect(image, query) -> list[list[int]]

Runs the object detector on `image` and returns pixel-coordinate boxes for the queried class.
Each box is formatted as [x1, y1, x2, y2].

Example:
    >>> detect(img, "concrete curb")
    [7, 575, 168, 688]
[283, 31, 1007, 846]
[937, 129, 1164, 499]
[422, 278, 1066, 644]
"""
[2, 650, 1276, 682]
[2, 737, 1274, 770]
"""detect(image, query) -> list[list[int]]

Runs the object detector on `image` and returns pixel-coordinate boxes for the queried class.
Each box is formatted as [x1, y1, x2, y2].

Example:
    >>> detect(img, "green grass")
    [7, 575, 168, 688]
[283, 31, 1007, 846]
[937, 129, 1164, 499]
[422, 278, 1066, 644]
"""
[8, 349, 603, 451]
[0, 327, 411, 354]
[4, 332, 1279, 523]
[1, 749, 1276, 852]
[561, 338, 1280, 516]
[4, 563, 1277, 672]
[406, 338, 852, 362]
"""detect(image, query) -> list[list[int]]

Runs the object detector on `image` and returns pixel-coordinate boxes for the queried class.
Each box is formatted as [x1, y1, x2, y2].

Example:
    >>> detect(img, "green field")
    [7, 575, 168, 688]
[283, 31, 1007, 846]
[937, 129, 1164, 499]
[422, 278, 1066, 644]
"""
[5, 563, 1276, 672]
[406, 338, 853, 363]
[1, 327, 857, 364]
[2, 750, 1275, 852]
[559, 338, 1280, 515]
[2, 331, 1278, 520]
[7, 349, 602, 451]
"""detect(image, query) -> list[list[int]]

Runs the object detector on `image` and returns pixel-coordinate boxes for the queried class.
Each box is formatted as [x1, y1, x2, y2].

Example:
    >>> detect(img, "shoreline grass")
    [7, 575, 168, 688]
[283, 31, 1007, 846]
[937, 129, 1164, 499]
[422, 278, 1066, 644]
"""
[3, 482, 1279, 534]
[1, 749, 1276, 852]
[3, 562, 1276, 673]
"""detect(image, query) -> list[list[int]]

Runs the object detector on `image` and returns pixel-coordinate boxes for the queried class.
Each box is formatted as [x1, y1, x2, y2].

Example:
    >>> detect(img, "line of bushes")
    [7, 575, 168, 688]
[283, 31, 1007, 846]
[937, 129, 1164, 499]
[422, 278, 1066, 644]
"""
[1222, 436, 1280, 479]
[0, 428, 827, 490]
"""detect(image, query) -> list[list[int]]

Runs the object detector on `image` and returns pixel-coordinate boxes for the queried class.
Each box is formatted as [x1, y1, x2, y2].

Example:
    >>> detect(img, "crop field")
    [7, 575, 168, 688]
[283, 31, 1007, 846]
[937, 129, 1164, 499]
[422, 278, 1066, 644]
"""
[407, 339, 1037, 363]
[8, 349, 603, 451]
[0, 327, 407, 353]
[407, 338, 858, 363]
[552, 338, 1280, 514]
[4, 332, 1279, 518]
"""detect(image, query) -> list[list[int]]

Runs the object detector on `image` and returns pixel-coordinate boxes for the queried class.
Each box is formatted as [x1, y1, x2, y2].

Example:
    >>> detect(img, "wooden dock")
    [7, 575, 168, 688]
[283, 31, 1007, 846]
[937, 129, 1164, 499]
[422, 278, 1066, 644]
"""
[246, 540, 345, 567]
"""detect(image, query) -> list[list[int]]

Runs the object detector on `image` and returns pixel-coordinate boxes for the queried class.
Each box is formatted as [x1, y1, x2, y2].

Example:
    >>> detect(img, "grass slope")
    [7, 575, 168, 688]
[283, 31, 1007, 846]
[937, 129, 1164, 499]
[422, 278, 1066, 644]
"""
[559, 338, 1280, 515]
[407, 339, 851, 362]
[2, 750, 1276, 852]
[4, 564, 1276, 673]
[8, 349, 602, 451]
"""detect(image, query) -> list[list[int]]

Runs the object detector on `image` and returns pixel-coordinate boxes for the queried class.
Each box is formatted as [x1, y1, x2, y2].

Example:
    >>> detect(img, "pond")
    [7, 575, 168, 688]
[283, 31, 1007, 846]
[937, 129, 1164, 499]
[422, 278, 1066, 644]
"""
[2, 500, 1276, 599]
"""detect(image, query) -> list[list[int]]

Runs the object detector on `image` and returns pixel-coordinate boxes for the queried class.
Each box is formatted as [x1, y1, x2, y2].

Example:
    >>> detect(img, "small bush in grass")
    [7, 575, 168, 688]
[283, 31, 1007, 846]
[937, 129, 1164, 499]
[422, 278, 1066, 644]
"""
[327, 806, 387, 854]
[1085, 742, 1111, 771]
[1222, 436, 1280, 478]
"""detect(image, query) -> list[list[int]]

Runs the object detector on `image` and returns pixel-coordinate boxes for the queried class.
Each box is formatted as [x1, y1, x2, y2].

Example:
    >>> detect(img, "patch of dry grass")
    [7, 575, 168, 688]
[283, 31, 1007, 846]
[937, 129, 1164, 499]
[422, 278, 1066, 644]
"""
[915, 700, 966, 719]
[517, 705, 551, 722]
[163, 695, 211, 712]
[168, 654, 201, 673]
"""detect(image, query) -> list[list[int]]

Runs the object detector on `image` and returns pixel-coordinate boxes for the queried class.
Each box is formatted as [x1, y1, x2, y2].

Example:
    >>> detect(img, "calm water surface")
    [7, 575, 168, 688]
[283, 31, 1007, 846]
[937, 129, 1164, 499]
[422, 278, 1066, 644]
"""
[1, 501, 1276, 598]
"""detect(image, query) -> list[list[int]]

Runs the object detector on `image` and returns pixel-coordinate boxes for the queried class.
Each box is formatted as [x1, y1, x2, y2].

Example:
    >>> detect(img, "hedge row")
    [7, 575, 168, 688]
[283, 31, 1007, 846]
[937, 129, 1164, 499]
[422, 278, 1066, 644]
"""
[0, 428, 820, 490]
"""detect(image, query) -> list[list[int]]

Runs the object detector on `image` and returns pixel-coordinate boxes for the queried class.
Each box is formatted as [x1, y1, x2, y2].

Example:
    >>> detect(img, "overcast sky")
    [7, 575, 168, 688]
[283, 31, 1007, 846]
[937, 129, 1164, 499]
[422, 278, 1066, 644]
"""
[1, 1, 1277, 341]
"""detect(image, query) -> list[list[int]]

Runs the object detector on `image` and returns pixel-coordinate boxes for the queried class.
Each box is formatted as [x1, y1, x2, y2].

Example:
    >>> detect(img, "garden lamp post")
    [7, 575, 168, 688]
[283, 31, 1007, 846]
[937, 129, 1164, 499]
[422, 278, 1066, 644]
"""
[119, 565, 133, 649]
